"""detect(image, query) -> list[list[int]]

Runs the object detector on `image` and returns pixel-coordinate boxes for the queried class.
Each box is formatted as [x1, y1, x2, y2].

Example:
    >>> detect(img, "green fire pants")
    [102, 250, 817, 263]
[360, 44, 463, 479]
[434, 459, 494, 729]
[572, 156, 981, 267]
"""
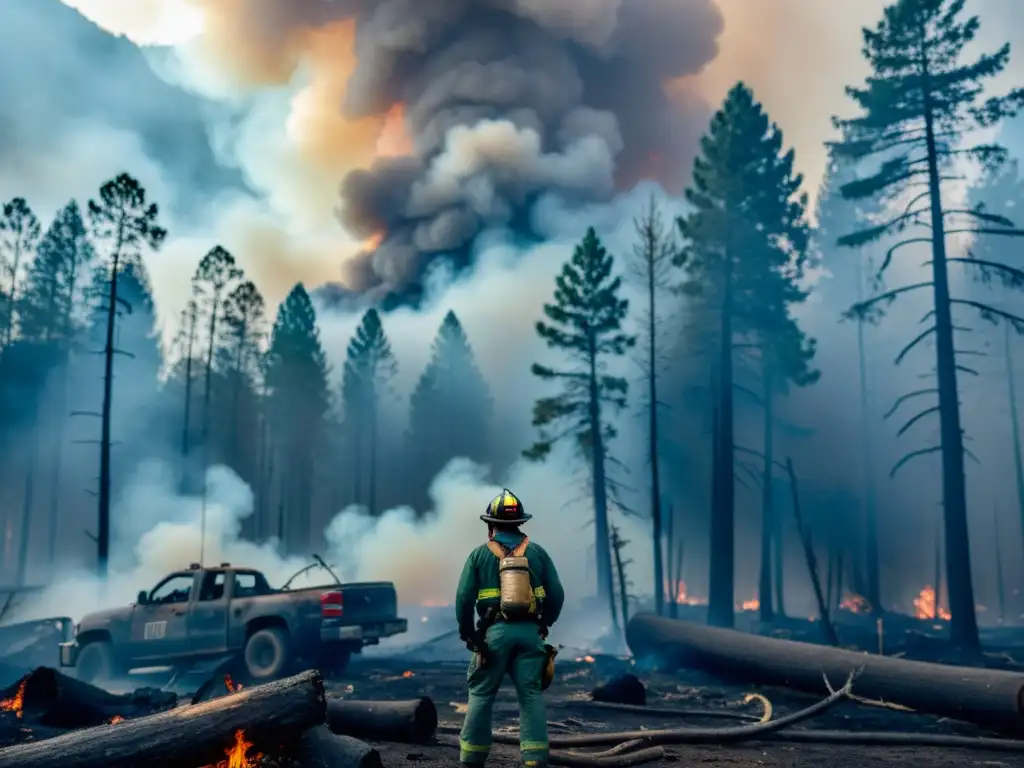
[459, 620, 549, 766]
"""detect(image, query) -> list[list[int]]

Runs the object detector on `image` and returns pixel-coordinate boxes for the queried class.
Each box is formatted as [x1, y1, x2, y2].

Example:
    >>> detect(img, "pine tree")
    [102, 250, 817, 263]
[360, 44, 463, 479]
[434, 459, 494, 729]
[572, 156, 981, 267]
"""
[341, 309, 397, 515]
[86, 173, 166, 578]
[830, 0, 1024, 652]
[525, 227, 635, 619]
[18, 201, 92, 343]
[677, 82, 813, 628]
[175, 297, 199, 484]
[408, 310, 493, 504]
[264, 284, 329, 552]
[191, 246, 242, 506]
[627, 198, 679, 616]
[0, 197, 41, 348]
[219, 279, 266, 483]
[16, 200, 94, 564]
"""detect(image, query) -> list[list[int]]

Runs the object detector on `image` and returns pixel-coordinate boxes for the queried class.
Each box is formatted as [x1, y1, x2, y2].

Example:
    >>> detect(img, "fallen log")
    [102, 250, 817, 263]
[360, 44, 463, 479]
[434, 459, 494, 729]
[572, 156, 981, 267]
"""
[0, 668, 325, 768]
[626, 613, 1024, 733]
[19, 667, 176, 728]
[326, 696, 437, 744]
[297, 725, 382, 768]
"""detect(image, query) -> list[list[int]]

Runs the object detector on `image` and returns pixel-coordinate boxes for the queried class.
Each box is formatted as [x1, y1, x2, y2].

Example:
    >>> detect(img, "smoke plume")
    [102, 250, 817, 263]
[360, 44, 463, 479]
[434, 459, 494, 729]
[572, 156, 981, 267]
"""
[166, 0, 723, 298]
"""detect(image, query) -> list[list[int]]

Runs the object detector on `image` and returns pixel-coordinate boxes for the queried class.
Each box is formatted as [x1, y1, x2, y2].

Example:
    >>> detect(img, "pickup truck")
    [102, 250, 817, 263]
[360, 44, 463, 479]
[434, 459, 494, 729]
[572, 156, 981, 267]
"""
[58, 561, 408, 684]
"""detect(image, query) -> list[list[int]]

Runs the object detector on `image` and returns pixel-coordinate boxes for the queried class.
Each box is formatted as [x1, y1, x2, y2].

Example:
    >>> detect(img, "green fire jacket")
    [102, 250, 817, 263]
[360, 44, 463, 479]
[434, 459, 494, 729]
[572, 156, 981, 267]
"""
[455, 540, 565, 640]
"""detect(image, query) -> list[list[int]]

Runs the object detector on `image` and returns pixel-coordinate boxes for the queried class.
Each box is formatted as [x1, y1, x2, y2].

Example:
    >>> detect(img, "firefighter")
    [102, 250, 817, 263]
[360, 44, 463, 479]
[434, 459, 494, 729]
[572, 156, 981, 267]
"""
[454, 489, 565, 767]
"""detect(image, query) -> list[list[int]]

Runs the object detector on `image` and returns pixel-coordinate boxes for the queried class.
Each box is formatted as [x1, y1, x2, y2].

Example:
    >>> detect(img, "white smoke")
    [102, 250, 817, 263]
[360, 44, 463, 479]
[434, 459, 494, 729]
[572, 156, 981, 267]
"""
[16, 449, 651, 627]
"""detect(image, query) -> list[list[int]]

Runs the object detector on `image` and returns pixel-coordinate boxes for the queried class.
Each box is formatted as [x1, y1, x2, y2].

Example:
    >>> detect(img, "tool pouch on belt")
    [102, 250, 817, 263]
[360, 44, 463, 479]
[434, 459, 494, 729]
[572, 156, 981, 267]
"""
[541, 643, 557, 691]
[486, 537, 536, 620]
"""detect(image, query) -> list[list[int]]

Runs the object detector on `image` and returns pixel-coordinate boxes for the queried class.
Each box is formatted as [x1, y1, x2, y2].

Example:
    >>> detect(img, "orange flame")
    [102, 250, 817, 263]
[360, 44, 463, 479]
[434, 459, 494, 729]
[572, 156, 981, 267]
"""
[224, 675, 244, 693]
[913, 586, 950, 620]
[108, 715, 125, 725]
[670, 581, 707, 606]
[0, 681, 26, 719]
[202, 729, 261, 768]
[739, 598, 759, 611]
[402, 670, 414, 678]
[365, 232, 384, 251]
[839, 593, 871, 614]
[573, 655, 596, 663]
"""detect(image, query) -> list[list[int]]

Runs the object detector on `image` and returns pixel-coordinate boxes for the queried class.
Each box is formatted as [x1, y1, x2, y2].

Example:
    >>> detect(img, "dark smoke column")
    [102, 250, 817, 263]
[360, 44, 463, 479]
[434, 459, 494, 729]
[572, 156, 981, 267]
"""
[331, 0, 725, 302]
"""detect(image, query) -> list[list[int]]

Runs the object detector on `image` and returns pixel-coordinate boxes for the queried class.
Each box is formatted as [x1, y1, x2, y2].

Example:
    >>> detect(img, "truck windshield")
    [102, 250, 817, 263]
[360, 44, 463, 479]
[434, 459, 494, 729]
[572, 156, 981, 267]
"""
[150, 574, 193, 604]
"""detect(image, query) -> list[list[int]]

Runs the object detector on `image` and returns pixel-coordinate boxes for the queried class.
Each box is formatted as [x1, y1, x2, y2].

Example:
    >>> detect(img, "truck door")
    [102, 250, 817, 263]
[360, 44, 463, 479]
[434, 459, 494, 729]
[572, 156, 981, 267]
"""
[129, 573, 195, 663]
[188, 570, 229, 655]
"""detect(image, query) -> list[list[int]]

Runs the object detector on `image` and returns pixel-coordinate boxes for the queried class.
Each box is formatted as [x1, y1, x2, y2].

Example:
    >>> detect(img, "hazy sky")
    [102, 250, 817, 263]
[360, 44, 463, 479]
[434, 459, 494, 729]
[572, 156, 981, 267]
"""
[61, 0, 1024, 206]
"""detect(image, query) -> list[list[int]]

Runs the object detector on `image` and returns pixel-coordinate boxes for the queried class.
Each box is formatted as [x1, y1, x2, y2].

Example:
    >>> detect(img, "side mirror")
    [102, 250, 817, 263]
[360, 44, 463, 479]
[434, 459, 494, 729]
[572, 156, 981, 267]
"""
[137, 590, 148, 605]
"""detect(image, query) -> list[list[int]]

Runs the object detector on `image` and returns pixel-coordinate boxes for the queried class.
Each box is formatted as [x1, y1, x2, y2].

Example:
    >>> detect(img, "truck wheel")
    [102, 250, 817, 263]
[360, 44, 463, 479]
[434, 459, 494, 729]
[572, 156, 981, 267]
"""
[244, 627, 292, 681]
[318, 645, 354, 678]
[76, 641, 116, 685]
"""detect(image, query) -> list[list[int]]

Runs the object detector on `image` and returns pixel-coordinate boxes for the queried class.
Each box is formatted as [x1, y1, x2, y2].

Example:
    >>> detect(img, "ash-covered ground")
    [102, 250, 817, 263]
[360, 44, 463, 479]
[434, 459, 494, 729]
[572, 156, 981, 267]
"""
[339, 652, 1020, 767]
[340, 606, 1024, 767]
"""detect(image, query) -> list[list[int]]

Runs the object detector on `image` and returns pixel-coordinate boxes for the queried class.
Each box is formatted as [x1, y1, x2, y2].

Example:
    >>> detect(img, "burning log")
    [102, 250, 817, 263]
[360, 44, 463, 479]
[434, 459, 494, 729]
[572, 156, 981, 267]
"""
[626, 613, 1024, 733]
[18, 667, 176, 728]
[591, 674, 646, 706]
[297, 725, 382, 768]
[325, 696, 437, 744]
[0, 668, 325, 768]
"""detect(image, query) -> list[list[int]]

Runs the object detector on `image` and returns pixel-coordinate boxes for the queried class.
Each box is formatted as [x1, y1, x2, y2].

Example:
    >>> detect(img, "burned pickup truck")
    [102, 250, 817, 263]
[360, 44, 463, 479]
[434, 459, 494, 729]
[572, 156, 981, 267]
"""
[59, 561, 407, 684]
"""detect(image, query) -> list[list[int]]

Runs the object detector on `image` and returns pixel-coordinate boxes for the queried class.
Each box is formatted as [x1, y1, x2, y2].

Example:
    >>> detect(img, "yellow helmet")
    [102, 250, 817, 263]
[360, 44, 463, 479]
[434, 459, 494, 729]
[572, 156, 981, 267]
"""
[482, 488, 531, 524]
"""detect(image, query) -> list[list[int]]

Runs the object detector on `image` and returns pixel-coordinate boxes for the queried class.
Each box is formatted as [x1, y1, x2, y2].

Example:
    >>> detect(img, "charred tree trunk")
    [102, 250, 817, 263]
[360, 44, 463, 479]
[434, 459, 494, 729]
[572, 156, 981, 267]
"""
[611, 526, 630, 627]
[16, 416, 38, 587]
[773, 501, 787, 617]
[646, 268, 664, 616]
[179, 301, 197, 491]
[626, 614, 1024, 734]
[708, 256, 735, 629]
[758, 374, 775, 623]
[921, 37, 979, 653]
[856, 256, 880, 610]
[325, 696, 437, 744]
[0, 670, 325, 768]
[586, 327, 615, 623]
[368, 400, 378, 516]
[46, 359, 70, 566]
[96, 232, 123, 580]
[297, 726, 382, 768]
[1003, 321, 1024, 567]
[993, 505, 1006, 623]
[933, 524, 943, 620]
[665, 503, 677, 619]
[786, 458, 838, 646]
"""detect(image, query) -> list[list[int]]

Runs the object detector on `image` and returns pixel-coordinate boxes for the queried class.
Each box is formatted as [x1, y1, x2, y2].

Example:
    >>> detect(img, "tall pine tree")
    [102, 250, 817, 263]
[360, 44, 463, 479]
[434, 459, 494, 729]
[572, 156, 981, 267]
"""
[677, 83, 814, 628]
[525, 227, 635, 621]
[830, 0, 1024, 651]
[191, 246, 242, 506]
[341, 309, 397, 516]
[86, 173, 166, 578]
[408, 310, 493, 504]
[264, 284, 329, 551]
